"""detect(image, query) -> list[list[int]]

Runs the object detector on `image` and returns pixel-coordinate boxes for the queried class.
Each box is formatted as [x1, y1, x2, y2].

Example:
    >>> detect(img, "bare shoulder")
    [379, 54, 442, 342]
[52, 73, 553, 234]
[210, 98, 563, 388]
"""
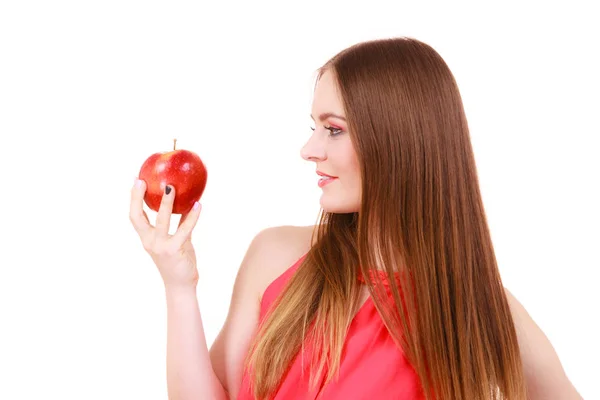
[246, 224, 316, 300]
[208, 224, 316, 398]
[503, 287, 582, 399]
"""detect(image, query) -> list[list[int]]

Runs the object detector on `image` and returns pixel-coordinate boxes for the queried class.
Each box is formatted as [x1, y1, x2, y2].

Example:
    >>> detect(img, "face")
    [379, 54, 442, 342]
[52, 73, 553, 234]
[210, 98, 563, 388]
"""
[301, 70, 362, 214]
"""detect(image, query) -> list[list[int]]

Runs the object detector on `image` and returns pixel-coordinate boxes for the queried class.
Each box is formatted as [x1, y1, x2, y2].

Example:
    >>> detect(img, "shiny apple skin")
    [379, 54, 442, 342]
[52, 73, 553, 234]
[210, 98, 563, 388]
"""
[138, 149, 207, 214]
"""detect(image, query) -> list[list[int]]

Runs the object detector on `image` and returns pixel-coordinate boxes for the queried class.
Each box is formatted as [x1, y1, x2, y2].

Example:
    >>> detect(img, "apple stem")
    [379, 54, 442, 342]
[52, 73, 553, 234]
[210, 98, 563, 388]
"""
[173, 138, 177, 151]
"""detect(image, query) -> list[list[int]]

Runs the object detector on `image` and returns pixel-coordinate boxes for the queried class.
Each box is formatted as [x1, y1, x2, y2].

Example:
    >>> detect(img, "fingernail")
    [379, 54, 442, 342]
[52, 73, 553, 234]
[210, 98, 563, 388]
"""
[135, 178, 142, 188]
[165, 185, 172, 195]
[193, 201, 200, 210]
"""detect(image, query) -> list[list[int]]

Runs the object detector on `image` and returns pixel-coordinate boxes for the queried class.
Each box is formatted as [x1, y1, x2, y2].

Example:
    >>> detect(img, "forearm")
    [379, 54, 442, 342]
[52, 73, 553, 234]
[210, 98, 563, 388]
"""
[165, 287, 228, 400]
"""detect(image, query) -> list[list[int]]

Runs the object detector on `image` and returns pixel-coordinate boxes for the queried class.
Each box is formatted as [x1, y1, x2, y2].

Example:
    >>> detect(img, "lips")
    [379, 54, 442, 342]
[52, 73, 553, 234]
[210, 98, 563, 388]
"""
[317, 171, 337, 188]
[317, 171, 337, 178]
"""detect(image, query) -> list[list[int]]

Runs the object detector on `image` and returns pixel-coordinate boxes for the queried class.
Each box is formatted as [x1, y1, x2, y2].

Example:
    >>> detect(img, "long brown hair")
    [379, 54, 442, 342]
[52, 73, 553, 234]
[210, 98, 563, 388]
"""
[245, 37, 527, 400]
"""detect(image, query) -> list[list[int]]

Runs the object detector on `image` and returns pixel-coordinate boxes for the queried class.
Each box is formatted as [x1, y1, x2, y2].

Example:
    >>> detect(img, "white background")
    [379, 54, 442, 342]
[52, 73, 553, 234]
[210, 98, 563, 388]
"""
[1, 1, 598, 399]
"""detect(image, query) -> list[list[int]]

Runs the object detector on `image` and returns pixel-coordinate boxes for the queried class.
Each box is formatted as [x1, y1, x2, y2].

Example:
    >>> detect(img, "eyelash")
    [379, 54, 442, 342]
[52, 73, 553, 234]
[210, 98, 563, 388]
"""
[310, 125, 344, 137]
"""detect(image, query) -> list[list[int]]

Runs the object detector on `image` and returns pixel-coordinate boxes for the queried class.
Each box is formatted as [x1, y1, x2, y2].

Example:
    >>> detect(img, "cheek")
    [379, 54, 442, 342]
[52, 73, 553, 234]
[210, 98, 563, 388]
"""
[343, 143, 361, 183]
[329, 138, 361, 187]
[350, 154, 360, 178]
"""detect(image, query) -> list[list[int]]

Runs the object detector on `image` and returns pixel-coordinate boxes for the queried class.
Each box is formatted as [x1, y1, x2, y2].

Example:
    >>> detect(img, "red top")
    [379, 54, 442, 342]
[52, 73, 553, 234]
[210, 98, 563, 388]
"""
[237, 255, 424, 399]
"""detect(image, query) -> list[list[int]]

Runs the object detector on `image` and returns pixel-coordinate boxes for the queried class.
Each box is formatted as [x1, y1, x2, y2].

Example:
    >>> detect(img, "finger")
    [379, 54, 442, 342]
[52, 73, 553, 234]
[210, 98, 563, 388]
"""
[155, 184, 175, 237]
[143, 209, 150, 225]
[178, 214, 185, 227]
[178, 212, 193, 240]
[130, 178, 152, 238]
[171, 202, 201, 247]
[178, 212, 190, 228]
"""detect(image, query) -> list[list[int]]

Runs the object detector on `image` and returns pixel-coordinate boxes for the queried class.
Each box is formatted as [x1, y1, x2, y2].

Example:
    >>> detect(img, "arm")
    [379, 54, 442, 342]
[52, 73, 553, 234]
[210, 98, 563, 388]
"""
[164, 227, 274, 400]
[129, 181, 227, 400]
[207, 231, 266, 399]
[165, 287, 228, 400]
[504, 288, 583, 399]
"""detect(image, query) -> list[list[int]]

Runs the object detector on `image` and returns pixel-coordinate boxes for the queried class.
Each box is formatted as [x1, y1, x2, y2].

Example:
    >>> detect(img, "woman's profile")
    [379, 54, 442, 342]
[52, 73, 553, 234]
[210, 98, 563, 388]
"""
[129, 37, 582, 399]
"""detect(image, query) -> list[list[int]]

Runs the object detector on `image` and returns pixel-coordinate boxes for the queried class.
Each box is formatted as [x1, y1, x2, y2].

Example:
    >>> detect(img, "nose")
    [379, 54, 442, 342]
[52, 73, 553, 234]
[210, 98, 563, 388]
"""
[300, 133, 326, 162]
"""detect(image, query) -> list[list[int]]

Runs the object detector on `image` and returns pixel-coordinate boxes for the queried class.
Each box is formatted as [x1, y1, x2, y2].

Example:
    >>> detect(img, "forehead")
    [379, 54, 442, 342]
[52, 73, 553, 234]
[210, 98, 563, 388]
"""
[312, 70, 345, 116]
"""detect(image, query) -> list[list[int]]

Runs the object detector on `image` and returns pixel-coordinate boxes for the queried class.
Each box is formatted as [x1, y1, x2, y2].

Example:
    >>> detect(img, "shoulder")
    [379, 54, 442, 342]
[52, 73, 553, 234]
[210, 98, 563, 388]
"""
[242, 225, 316, 302]
[503, 287, 582, 399]
[208, 225, 316, 398]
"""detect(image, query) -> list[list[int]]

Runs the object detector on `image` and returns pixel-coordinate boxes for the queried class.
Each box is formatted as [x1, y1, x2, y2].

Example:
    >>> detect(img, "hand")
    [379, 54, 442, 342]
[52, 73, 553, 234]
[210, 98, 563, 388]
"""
[129, 178, 202, 289]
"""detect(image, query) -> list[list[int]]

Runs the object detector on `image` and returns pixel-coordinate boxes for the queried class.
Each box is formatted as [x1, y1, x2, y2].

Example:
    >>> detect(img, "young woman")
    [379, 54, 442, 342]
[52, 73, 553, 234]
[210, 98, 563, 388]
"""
[129, 37, 582, 399]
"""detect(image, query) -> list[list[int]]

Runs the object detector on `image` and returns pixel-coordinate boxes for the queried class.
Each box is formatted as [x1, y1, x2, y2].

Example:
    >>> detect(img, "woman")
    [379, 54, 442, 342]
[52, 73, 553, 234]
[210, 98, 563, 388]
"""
[129, 37, 582, 399]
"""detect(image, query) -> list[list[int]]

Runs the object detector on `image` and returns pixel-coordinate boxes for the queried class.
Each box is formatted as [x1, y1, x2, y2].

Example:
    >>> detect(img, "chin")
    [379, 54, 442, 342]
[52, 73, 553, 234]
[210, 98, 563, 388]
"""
[319, 195, 360, 214]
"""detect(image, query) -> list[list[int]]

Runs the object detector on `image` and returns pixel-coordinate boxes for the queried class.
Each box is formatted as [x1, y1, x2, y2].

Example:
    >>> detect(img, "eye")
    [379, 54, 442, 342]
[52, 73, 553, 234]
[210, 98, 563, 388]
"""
[309, 125, 344, 136]
[325, 125, 343, 137]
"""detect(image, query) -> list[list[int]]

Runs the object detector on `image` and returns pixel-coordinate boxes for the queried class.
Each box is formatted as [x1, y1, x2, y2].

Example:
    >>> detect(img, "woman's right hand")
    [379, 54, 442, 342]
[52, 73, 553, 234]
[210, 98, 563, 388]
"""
[129, 178, 203, 290]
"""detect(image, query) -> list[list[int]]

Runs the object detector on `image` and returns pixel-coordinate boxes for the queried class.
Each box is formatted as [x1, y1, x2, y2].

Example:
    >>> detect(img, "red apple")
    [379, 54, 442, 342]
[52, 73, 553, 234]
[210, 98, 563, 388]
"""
[138, 139, 207, 214]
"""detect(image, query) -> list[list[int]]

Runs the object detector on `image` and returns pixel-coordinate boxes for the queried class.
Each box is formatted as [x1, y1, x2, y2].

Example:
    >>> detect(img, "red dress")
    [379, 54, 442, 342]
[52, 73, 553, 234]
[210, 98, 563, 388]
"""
[237, 255, 425, 399]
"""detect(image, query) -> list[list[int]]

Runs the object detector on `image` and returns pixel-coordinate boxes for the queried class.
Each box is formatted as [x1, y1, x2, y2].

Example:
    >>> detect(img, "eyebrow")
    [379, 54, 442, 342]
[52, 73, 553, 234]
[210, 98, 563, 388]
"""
[310, 112, 346, 121]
